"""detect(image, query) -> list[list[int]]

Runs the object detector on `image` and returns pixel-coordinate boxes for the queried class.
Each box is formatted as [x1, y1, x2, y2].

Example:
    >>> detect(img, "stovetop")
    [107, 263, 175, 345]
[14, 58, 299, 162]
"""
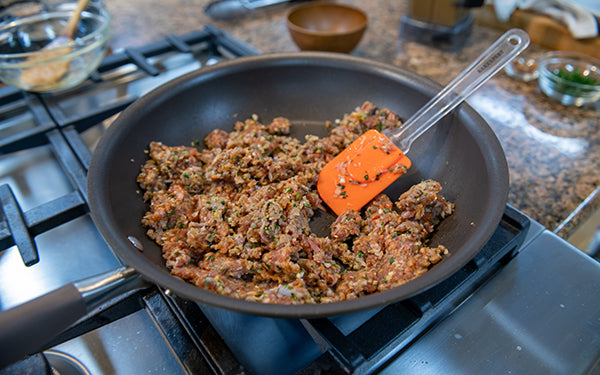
[0, 25, 599, 375]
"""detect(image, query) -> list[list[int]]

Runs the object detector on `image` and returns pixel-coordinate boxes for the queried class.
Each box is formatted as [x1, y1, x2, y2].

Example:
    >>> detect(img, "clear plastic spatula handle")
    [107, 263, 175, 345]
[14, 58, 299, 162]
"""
[385, 29, 530, 153]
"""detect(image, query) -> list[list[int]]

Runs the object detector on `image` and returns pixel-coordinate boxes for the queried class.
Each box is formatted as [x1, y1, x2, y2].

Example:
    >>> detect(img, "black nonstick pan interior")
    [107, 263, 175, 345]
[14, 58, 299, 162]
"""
[88, 52, 509, 318]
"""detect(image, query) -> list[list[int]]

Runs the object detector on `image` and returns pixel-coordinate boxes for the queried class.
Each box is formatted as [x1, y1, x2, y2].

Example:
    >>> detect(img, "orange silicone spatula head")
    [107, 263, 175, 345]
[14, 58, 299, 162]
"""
[317, 129, 410, 215]
[317, 29, 530, 216]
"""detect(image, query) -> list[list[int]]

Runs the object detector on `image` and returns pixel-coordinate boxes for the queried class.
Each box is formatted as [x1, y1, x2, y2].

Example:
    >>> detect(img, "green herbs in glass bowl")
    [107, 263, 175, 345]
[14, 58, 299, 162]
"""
[537, 51, 600, 106]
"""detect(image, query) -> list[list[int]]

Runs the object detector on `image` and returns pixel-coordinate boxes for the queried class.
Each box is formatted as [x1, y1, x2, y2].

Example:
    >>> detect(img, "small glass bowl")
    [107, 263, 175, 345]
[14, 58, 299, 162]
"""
[0, 3, 111, 93]
[537, 51, 600, 106]
[504, 56, 538, 82]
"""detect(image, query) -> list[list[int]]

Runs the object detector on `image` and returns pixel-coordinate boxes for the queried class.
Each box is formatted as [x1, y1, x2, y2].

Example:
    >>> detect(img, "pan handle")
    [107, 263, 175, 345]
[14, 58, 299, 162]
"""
[0, 266, 143, 369]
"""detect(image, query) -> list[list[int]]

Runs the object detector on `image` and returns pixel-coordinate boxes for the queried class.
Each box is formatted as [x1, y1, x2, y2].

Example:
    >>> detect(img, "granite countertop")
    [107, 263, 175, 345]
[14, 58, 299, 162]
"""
[104, 0, 599, 239]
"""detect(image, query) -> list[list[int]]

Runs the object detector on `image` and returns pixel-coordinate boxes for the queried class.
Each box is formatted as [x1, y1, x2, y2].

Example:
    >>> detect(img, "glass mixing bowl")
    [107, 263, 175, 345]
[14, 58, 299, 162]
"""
[0, 2, 111, 92]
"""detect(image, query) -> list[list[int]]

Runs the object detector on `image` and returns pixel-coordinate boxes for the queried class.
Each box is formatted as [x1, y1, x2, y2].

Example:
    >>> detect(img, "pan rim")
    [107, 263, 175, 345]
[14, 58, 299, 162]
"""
[88, 51, 509, 318]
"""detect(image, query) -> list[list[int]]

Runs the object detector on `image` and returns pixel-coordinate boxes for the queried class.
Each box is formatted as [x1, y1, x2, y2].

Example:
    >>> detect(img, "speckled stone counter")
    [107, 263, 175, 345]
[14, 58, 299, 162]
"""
[103, 0, 599, 239]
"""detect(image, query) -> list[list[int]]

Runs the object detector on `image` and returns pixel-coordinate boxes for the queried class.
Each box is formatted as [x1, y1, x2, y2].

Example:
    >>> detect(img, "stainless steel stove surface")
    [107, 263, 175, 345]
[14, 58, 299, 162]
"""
[0, 26, 599, 375]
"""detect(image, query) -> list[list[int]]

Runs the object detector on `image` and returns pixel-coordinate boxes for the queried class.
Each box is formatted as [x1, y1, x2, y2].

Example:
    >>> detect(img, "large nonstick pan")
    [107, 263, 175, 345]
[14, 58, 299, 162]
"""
[89, 51, 509, 315]
[0, 52, 509, 366]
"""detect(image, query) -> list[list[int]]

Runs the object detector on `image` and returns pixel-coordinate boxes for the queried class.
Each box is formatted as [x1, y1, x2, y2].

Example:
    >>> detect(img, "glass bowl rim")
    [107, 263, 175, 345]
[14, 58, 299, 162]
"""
[0, 6, 111, 61]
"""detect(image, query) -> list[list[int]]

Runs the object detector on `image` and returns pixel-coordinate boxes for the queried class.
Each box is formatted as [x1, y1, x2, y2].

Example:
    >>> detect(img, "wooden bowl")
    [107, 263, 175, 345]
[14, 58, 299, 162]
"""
[286, 2, 367, 53]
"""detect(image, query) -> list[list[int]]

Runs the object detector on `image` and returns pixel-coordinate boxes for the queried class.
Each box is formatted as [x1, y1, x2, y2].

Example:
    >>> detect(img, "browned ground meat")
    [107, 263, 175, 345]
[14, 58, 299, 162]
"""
[137, 102, 454, 304]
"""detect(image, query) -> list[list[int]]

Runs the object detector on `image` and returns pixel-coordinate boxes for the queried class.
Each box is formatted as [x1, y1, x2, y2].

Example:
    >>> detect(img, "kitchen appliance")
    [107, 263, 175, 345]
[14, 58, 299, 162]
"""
[400, 0, 485, 50]
[0, 25, 598, 375]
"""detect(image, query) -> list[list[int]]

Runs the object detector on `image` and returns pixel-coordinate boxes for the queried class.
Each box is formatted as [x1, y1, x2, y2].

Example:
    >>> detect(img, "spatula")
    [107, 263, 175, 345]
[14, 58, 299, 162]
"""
[317, 29, 530, 216]
[20, 0, 91, 88]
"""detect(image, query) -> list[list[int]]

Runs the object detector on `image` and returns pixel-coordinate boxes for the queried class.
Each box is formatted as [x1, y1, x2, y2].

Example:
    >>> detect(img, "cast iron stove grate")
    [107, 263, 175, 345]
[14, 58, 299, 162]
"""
[0, 25, 258, 266]
[0, 25, 256, 374]
[0, 25, 530, 375]
[44, 205, 529, 375]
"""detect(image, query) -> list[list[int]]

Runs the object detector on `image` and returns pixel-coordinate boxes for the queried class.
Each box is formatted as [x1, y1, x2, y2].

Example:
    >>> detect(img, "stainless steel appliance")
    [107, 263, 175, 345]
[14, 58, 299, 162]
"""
[400, 0, 485, 50]
[0, 25, 598, 375]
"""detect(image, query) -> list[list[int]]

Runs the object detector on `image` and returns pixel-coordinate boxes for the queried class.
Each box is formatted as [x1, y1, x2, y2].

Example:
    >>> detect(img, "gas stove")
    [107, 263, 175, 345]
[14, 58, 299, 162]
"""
[0, 25, 599, 375]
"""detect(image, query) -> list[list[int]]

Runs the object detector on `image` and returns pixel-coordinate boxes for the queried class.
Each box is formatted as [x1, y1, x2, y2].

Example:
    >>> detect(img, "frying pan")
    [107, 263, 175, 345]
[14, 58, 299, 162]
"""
[0, 52, 509, 366]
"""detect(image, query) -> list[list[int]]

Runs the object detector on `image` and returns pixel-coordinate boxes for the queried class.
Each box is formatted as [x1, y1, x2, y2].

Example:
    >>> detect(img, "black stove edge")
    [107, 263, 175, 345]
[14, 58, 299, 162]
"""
[160, 291, 247, 374]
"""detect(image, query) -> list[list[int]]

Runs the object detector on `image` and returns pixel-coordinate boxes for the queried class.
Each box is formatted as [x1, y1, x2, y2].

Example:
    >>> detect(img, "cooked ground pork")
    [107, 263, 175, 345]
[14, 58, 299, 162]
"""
[137, 102, 454, 304]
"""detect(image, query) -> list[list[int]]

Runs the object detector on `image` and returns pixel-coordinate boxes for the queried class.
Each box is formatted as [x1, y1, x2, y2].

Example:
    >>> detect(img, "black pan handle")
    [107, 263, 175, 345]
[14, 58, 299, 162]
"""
[0, 267, 142, 369]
